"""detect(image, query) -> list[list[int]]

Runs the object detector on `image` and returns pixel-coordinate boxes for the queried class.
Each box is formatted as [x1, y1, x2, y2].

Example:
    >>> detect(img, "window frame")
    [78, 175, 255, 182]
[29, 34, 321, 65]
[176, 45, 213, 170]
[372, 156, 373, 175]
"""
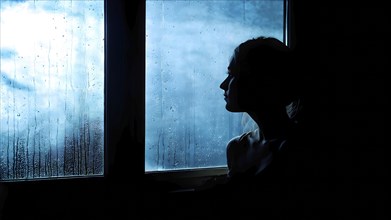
[143, 0, 294, 191]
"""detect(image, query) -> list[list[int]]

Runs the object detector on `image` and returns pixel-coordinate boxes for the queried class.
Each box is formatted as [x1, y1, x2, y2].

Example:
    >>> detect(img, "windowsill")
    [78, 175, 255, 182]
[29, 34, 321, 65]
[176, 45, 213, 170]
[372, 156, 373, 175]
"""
[144, 166, 229, 193]
[0, 175, 105, 184]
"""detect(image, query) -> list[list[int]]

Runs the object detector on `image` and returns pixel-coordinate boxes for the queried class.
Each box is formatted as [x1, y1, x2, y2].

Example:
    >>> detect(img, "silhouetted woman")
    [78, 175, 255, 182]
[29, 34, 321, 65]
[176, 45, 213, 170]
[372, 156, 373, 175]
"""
[217, 37, 312, 218]
[220, 36, 305, 179]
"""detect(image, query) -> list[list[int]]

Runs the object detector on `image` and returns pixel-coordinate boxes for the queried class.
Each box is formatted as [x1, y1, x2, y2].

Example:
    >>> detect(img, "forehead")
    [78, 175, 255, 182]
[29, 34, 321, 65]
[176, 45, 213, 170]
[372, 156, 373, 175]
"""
[227, 53, 239, 74]
[227, 51, 249, 76]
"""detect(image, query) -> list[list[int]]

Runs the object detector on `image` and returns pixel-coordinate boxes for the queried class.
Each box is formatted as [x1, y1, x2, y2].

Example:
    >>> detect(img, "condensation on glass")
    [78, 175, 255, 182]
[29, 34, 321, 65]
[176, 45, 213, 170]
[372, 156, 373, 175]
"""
[145, 0, 285, 171]
[0, 0, 105, 181]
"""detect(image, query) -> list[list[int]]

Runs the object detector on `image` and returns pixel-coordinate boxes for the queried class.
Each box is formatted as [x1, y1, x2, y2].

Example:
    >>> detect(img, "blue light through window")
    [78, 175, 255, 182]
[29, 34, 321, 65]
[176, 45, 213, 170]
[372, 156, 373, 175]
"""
[0, 0, 105, 181]
[146, 0, 286, 171]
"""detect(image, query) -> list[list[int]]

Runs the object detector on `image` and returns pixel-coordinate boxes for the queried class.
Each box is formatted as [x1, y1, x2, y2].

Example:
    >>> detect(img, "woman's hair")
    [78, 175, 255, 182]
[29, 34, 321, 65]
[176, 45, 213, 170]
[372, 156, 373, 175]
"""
[233, 36, 304, 123]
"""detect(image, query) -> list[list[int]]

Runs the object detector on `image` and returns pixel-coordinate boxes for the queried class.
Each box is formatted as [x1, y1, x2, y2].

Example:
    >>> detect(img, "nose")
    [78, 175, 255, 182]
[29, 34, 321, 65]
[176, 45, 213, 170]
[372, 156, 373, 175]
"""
[220, 77, 228, 90]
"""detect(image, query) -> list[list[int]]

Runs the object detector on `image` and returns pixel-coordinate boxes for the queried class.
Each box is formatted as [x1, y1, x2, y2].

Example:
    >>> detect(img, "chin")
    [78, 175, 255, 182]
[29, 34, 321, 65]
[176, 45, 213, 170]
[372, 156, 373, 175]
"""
[225, 104, 242, 112]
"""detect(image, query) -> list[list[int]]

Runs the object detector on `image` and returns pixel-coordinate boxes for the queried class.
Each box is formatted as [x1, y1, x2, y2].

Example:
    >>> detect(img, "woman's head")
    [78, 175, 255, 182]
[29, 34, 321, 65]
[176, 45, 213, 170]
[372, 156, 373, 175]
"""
[220, 37, 302, 120]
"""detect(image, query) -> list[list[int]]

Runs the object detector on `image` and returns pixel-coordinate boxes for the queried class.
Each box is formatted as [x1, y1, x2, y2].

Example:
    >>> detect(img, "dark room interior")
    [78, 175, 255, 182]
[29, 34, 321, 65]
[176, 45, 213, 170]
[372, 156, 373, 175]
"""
[1, 0, 390, 219]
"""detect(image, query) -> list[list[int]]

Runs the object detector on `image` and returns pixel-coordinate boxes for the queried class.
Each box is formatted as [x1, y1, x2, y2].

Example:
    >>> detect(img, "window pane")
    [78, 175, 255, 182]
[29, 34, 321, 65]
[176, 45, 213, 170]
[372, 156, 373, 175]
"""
[146, 0, 284, 171]
[0, 0, 105, 181]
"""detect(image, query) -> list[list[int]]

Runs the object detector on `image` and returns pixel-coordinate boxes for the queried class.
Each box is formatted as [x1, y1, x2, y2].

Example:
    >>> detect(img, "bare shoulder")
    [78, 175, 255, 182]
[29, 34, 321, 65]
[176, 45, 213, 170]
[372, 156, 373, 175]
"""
[226, 131, 256, 154]
[227, 132, 249, 147]
[227, 130, 259, 146]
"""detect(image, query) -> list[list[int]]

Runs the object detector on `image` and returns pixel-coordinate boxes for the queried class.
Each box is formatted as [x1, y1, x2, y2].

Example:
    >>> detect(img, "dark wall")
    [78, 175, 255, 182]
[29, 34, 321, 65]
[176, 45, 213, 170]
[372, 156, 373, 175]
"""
[1, 0, 389, 219]
[297, 1, 389, 175]
[291, 2, 389, 218]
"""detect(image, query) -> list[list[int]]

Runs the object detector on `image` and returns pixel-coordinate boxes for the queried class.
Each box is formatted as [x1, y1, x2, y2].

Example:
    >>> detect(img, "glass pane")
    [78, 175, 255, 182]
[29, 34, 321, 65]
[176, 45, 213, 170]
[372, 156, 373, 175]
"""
[146, 0, 284, 171]
[0, 0, 105, 181]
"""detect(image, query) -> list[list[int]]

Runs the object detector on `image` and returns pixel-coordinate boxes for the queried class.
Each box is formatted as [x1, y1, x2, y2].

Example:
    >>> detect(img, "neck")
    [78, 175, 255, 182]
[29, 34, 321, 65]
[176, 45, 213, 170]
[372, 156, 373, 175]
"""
[248, 109, 292, 141]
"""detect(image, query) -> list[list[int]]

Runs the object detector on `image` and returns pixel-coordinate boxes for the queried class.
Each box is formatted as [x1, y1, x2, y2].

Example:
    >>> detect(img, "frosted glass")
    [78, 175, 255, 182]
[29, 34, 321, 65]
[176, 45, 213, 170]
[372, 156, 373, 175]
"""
[145, 0, 284, 171]
[0, 0, 105, 181]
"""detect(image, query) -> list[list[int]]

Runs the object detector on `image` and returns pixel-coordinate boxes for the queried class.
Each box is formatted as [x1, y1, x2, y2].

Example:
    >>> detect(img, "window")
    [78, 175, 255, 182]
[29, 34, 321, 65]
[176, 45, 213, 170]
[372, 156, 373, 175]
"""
[0, 0, 105, 181]
[145, 0, 290, 172]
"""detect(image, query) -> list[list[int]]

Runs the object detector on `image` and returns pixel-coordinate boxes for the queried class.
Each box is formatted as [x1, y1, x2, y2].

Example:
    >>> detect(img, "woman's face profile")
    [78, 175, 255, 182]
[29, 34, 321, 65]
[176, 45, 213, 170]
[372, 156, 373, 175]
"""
[220, 46, 283, 113]
[220, 55, 243, 112]
[220, 69, 238, 112]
